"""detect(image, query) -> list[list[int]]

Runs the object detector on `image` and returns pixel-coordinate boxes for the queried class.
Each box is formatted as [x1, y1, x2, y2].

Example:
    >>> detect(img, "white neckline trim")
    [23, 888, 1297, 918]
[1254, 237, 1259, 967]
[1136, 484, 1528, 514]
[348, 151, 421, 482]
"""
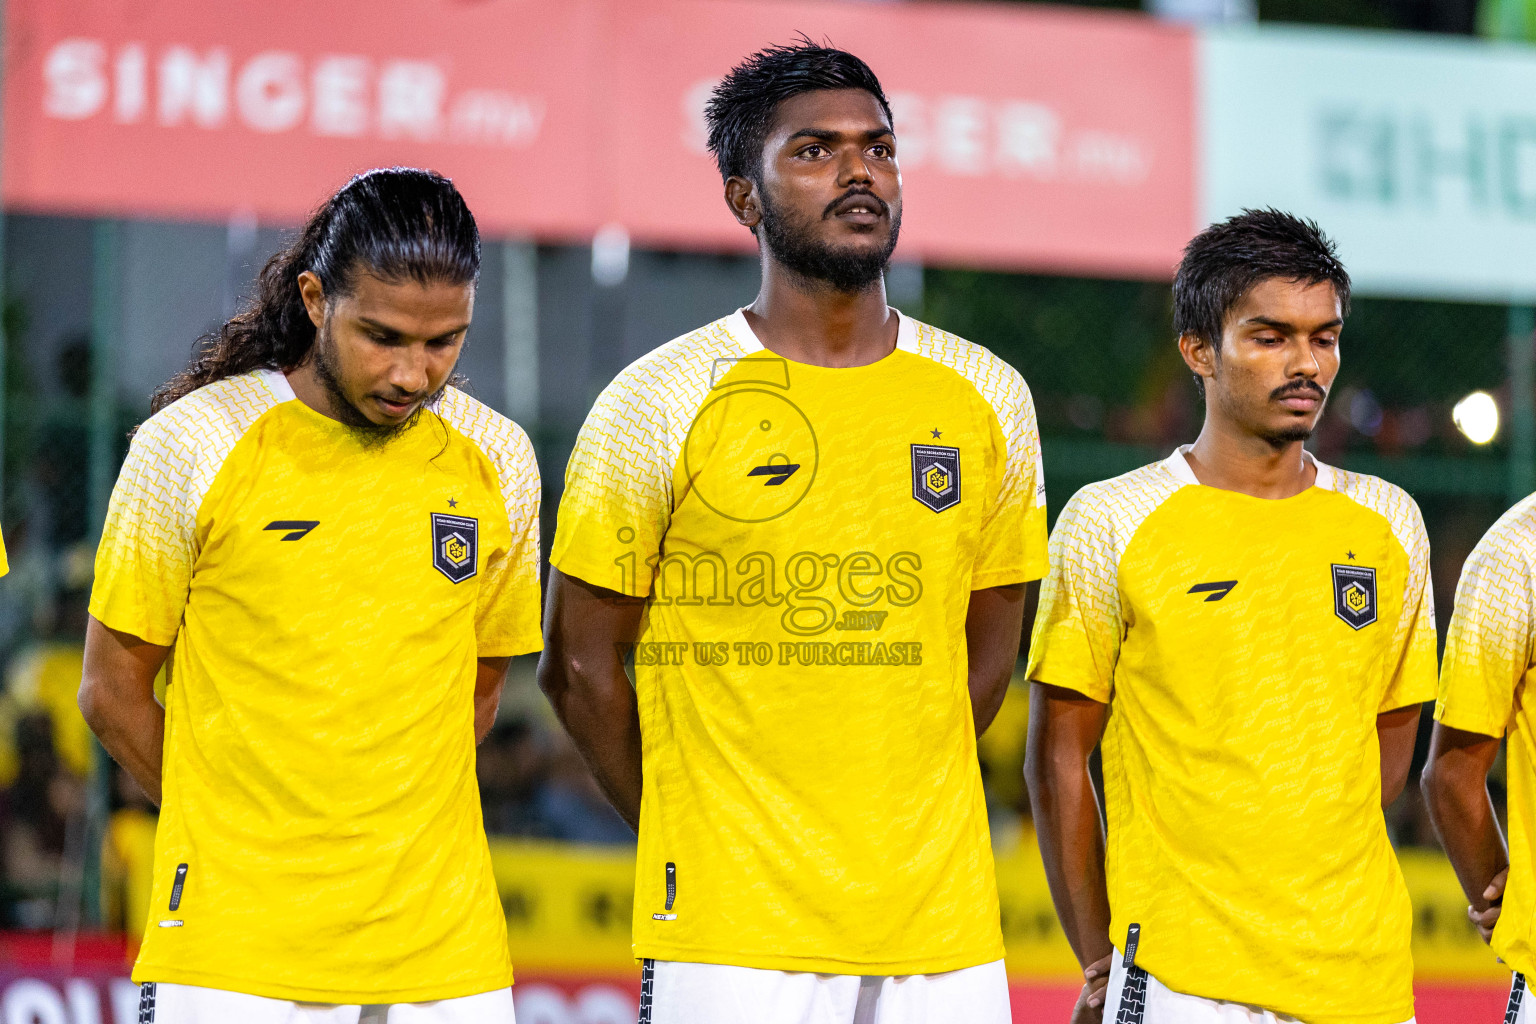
[1163, 444, 1336, 492]
[723, 307, 913, 357]
[255, 367, 296, 402]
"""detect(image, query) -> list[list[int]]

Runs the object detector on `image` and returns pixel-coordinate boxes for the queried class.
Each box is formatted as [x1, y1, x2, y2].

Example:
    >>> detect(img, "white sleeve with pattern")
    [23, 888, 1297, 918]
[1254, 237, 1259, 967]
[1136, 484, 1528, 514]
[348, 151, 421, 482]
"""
[1334, 470, 1439, 711]
[437, 389, 544, 655]
[90, 373, 283, 645]
[1026, 465, 1183, 702]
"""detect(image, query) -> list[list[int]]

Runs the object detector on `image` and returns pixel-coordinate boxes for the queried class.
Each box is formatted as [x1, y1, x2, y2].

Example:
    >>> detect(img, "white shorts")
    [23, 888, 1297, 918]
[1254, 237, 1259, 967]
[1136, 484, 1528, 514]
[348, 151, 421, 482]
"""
[1105, 949, 1414, 1024]
[1510, 974, 1531, 1023]
[638, 958, 1010, 1024]
[137, 982, 516, 1024]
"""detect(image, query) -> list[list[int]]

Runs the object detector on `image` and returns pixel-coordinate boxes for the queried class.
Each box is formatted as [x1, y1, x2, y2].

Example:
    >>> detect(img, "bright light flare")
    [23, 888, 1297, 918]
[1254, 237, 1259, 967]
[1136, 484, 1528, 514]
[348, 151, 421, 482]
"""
[1452, 391, 1499, 445]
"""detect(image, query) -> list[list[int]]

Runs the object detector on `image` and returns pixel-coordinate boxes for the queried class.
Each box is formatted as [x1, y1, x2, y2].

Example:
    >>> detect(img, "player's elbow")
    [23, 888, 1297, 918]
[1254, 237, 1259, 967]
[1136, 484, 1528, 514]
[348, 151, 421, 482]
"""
[77, 669, 112, 739]
[535, 648, 571, 704]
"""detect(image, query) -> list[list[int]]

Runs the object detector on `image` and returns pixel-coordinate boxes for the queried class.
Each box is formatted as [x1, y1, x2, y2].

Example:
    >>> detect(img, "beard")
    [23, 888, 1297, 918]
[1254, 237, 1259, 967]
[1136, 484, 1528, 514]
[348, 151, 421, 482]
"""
[758, 187, 901, 294]
[312, 317, 441, 450]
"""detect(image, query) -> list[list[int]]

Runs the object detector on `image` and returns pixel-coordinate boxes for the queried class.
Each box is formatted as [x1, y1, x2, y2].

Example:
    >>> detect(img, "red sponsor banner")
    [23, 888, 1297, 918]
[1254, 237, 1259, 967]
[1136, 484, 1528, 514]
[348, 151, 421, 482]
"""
[606, 0, 1195, 276]
[3, 0, 1193, 277]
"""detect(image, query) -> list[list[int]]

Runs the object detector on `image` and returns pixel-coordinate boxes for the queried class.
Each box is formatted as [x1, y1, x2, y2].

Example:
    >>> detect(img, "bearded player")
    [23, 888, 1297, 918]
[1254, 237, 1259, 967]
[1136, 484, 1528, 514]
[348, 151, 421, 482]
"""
[1423, 497, 1536, 1021]
[1026, 210, 1431, 1024]
[78, 169, 541, 1023]
[539, 42, 1047, 1024]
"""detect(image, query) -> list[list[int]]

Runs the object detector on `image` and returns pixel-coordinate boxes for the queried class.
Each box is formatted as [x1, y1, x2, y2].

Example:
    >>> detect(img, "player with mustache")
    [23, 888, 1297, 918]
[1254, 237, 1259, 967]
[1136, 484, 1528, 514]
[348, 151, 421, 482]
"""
[1026, 210, 1431, 1024]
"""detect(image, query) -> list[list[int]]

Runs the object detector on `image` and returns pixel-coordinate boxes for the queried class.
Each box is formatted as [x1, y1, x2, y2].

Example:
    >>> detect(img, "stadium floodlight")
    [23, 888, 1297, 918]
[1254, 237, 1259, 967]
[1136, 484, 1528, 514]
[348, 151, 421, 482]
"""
[1452, 391, 1499, 445]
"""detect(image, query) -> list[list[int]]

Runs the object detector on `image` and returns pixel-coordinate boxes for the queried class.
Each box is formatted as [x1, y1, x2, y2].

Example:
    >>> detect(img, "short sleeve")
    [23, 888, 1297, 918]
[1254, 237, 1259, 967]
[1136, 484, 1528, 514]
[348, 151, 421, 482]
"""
[550, 374, 672, 597]
[1024, 487, 1121, 703]
[89, 419, 198, 646]
[1436, 528, 1534, 738]
[472, 425, 544, 657]
[973, 377, 1049, 589]
[1379, 498, 1439, 713]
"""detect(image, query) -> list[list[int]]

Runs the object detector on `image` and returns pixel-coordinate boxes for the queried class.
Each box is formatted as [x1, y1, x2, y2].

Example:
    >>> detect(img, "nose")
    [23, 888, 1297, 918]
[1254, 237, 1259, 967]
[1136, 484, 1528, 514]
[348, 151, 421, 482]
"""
[838, 146, 874, 188]
[388, 346, 430, 397]
[1286, 336, 1321, 378]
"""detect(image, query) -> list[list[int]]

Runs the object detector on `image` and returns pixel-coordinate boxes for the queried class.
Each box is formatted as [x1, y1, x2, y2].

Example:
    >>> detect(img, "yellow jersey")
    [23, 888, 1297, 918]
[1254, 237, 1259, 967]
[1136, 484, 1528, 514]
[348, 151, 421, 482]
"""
[1027, 448, 1435, 1024]
[552, 310, 1048, 974]
[89, 369, 542, 1003]
[1436, 491, 1536, 981]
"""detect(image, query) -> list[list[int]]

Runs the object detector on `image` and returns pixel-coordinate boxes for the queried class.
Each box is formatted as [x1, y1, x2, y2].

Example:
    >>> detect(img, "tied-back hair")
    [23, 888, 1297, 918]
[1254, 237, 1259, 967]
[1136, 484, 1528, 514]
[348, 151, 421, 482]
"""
[150, 167, 481, 414]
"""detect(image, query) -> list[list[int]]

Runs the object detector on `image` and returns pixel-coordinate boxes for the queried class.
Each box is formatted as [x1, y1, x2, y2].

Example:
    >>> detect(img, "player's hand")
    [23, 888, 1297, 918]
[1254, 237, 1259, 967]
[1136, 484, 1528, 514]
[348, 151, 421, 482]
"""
[1070, 953, 1113, 1024]
[1470, 868, 1509, 944]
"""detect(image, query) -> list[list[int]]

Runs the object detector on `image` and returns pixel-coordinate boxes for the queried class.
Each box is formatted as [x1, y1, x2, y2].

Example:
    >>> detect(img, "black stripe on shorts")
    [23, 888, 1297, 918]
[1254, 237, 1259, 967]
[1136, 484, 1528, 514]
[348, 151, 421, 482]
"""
[138, 982, 157, 1024]
[1115, 966, 1149, 1024]
[638, 958, 655, 1024]
[1509, 972, 1528, 1024]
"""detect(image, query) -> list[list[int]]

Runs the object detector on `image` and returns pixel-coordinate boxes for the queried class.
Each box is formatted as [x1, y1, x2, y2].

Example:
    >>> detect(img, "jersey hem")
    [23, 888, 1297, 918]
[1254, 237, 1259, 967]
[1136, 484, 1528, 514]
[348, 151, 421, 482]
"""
[130, 962, 515, 1005]
[1026, 669, 1110, 704]
[87, 601, 179, 647]
[972, 566, 1044, 589]
[1433, 701, 1506, 739]
[477, 634, 544, 658]
[630, 940, 1005, 977]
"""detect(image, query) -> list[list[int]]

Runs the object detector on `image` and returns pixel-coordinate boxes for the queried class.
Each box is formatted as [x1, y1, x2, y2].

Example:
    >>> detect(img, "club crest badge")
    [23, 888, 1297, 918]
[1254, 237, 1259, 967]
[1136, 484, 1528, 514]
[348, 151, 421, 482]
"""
[911, 444, 961, 513]
[1331, 563, 1377, 630]
[432, 513, 479, 584]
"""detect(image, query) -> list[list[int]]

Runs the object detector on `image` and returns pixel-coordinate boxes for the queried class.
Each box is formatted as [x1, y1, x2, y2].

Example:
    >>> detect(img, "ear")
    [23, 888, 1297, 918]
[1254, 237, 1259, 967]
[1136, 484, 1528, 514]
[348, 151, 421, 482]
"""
[725, 176, 762, 231]
[1178, 331, 1218, 388]
[297, 271, 327, 330]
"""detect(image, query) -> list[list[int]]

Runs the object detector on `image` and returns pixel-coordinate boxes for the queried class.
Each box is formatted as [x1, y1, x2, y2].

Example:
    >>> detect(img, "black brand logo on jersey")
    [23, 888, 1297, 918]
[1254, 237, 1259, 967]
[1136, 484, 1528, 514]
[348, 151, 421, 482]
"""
[1331, 563, 1377, 630]
[747, 459, 800, 486]
[431, 513, 479, 584]
[911, 444, 961, 512]
[1188, 580, 1237, 602]
[264, 520, 318, 541]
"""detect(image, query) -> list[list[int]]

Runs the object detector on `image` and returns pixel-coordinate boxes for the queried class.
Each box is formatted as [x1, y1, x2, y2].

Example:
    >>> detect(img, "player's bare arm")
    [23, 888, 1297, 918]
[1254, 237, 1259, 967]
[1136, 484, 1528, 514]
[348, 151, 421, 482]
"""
[1377, 703, 1421, 807]
[475, 656, 512, 744]
[966, 582, 1035, 736]
[1024, 682, 1113, 1020]
[1423, 722, 1509, 942]
[79, 615, 171, 805]
[538, 568, 645, 831]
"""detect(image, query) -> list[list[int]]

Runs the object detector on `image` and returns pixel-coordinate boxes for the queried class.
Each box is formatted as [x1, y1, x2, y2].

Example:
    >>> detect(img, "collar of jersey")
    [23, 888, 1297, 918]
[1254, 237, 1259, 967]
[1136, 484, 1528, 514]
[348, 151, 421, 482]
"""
[1162, 444, 1337, 493]
[722, 307, 919, 357]
[254, 367, 298, 402]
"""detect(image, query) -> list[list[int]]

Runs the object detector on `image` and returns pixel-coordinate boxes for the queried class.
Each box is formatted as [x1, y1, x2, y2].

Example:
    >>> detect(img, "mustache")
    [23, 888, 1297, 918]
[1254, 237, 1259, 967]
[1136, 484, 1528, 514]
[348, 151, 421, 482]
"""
[823, 188, 889, 219]
[1270, 380, 1328, 401]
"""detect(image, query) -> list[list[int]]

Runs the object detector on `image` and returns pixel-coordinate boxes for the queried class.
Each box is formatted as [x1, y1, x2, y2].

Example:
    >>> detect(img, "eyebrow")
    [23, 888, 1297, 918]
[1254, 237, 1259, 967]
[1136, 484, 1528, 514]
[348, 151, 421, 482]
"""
[358, 316, 471, 339]
[1242, 315, 1343, 331]
[784, 127, 894, 145]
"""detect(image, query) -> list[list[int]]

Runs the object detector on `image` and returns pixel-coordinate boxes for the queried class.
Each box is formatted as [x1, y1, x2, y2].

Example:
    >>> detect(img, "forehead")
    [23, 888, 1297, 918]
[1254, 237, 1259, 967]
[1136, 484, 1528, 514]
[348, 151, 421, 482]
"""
[1228, 277, 1342, 325]
[339, 272, 475, 330]
[765, 88, 892, 143]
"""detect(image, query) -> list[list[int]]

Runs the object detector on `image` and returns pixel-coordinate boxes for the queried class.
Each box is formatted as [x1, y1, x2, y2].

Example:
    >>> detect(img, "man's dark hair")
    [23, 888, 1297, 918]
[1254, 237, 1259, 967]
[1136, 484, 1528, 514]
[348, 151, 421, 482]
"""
[705, 39, 892, 184]
[1174, 208, 1351, 357]
[151, 167, 480, 412]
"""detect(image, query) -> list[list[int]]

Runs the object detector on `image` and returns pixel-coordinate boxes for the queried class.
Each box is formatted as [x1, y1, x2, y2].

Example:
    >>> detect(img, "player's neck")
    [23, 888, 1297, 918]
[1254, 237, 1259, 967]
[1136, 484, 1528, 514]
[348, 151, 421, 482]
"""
[286, 362, 345, 423]
[743, 265, 898, 368]
[1184, 419, 1317, 500]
